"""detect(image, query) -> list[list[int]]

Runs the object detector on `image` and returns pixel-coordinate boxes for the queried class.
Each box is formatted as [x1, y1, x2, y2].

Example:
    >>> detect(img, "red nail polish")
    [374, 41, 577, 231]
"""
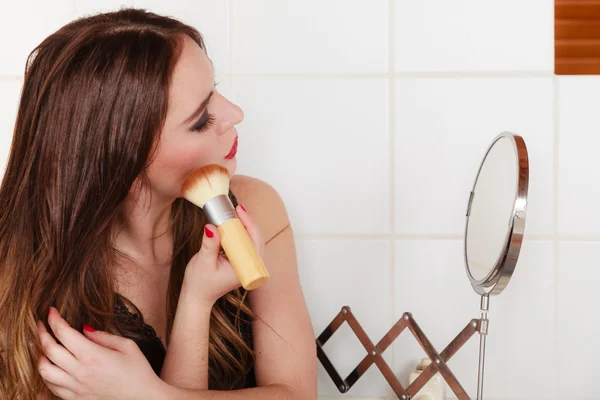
[83, 324, 96, 333]
[240, 204, 247, 212]
[47, 307, 51, 315]
[204, 226, 214, 238]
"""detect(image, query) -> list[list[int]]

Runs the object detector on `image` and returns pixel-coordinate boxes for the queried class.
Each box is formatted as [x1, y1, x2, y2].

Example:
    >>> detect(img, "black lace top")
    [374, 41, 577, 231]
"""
[113, 294, 257, 389]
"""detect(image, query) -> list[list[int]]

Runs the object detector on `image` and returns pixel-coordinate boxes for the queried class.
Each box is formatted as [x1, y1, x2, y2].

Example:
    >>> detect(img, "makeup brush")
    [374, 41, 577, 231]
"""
[181, 164, 269, 290]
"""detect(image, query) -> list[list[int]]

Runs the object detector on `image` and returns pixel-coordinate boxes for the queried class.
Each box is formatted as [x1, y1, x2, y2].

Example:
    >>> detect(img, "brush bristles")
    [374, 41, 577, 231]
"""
[181, 164, 231, 208]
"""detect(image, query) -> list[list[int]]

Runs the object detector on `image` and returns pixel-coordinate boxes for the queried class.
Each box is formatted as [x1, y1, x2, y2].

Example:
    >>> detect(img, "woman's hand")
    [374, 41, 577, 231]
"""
[183, 204, 264, 307]
[37, 307, 165, 400]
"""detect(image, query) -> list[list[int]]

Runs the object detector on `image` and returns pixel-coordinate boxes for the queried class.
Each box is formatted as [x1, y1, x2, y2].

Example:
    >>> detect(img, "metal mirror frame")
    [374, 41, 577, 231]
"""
[464, 132, 529, 296]
[464, 132, 529, 400]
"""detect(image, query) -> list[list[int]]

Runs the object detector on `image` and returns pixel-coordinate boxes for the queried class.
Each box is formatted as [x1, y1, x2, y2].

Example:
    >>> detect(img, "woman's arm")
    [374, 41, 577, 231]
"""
[153, 227, 316, 400]
[159, 285, 212, 389]
[159, 205, 258, 388]
[157, 225, 315, 399]
[159, 187, 264, 389]
[229, 176, 318, 398]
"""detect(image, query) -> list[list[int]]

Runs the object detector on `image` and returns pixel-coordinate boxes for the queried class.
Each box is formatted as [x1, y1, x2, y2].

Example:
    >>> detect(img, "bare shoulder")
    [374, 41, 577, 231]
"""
[230, 175, 290, 243]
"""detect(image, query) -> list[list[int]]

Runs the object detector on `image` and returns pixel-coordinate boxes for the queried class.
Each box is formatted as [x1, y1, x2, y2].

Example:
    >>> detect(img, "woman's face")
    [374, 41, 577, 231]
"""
[145, 35, 243, 200]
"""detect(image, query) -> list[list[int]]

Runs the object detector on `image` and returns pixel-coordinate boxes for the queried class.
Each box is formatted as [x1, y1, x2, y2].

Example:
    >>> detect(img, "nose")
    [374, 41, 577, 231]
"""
[218, 97, 244, 135]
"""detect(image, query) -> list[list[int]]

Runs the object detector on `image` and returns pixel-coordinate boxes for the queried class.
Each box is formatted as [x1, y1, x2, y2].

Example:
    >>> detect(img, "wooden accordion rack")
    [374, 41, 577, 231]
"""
[316, 306, 482, 400]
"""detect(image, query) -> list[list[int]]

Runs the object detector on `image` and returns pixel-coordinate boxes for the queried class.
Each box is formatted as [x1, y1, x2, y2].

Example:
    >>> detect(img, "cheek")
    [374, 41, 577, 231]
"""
[160, 142, 211, 172]
[147, 140, 215, 195]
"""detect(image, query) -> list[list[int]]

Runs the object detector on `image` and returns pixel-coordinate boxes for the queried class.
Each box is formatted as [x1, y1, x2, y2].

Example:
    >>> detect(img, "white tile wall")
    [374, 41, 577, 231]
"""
[231, 77, 390, 235]
[231, 0, 389, 74]
[481, 240, 555, 399]
[297, 239, 393, 397]
[558, 77, 600, 237]
[1, 1, 592, 399]
[394, 77, 554, 237]
[392, 240, 554, 399]
[394, 0, 554, 72]
[0, 1, 75, 76]
[393, 240, 479, 395]
[0, 78, 22, 173]
[558, 242, 600, 399]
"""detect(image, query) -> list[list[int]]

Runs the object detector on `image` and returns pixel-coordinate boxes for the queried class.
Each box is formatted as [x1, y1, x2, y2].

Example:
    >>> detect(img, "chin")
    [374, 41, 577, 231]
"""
[224, 158, 237, 177]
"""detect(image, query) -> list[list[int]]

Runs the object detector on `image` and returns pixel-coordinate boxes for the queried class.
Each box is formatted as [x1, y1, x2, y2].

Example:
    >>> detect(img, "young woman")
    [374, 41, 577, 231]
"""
[0, 8, 316, 399]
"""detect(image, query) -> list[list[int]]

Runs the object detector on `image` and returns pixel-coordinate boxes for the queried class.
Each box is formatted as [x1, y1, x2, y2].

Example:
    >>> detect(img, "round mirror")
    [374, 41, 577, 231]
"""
[464, 132, 529, 296]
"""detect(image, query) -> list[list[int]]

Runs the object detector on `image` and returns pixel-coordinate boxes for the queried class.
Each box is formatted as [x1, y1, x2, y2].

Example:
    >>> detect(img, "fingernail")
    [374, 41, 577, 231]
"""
[83, 324, 96, 333]
[204, 226, 214, 238]
[240, 203, 247, 212]
[47, 307, 51, 315]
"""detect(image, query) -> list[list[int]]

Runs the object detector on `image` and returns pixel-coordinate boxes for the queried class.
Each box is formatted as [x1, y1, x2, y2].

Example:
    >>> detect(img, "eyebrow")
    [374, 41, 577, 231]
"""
[182, 90, 215, 126]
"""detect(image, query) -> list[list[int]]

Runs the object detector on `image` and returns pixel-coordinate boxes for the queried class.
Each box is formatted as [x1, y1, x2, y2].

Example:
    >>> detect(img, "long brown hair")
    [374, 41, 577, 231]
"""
[0, 8, 254, 399]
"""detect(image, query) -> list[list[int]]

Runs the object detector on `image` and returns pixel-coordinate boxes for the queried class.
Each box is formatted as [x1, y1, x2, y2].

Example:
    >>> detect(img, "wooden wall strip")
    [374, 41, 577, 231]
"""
[555, 1, 600, 74]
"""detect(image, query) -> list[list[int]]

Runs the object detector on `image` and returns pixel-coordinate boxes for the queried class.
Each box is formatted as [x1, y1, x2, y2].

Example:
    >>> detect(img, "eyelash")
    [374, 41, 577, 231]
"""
[191, 82, 218, 133]
[192, 113, 215, 133]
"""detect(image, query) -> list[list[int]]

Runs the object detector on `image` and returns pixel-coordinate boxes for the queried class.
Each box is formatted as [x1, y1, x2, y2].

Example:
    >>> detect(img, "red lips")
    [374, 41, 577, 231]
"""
[225, 136, 238, 160]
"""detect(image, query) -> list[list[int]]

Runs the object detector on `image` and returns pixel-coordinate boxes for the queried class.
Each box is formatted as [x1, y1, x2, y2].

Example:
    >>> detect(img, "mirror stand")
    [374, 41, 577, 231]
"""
[476, 294, 489, 400]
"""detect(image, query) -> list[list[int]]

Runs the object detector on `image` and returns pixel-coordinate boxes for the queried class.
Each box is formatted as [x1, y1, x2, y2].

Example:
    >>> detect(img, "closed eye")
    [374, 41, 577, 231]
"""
[191, 112, 215, 133]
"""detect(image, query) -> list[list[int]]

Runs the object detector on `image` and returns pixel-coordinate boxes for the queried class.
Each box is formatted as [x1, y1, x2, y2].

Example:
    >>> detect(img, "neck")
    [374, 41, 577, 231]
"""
[114, 186, 174, 268]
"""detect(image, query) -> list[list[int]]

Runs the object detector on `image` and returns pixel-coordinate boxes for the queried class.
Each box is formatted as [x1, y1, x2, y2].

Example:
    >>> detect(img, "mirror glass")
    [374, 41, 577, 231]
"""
[465, 136, 518, 282]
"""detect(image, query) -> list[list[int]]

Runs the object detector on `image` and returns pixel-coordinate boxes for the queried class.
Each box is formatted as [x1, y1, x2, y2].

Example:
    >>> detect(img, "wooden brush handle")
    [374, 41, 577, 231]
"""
[218, 218, 270, 290]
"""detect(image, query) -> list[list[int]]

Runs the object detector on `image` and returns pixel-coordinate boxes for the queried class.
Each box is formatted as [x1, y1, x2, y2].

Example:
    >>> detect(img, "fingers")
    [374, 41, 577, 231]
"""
[83, 326, 139, 354]
[215, 253, 243, 293]
[45, 382, 75, 400]
[201, 224, 221, 257]
[37, 320, 78, 374]
[47, 307, 100, 361]
[236, 204, 264, 255]
[37, 354, 76, 395]
[190, 224, 221, 272]
[199, 224, 240, 293]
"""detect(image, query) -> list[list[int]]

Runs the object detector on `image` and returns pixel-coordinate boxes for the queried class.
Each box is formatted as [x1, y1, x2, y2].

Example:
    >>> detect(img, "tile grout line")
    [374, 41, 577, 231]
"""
[294, 234, 560, 241]
[0, 72, 557, 82]
[392, 70, 553, 78]
[388, 0, 396, 384]
[552, 76, 560, 400]
[176, 71, 555, 80]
